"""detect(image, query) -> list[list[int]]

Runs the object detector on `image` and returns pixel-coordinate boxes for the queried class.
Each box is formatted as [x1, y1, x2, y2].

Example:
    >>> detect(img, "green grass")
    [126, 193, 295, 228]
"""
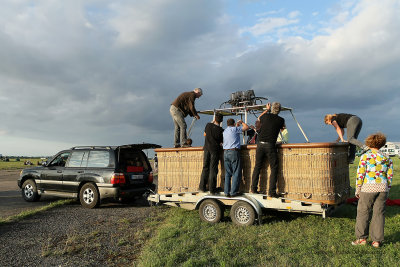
[0, 199, 73, 225]
[0, 158, 42, 170]
[137, 157, 400, 267]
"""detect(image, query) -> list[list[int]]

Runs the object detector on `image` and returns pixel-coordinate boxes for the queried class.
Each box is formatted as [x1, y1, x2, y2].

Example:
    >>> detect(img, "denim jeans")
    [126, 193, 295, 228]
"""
[224, 150, 241, 195]
[251, 143, 278, 194]
[199, 149, 220, 193]
[170, 105, 187, 146]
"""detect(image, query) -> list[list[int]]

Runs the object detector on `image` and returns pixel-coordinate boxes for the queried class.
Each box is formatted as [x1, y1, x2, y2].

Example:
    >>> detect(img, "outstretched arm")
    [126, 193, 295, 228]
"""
[258, 103, 271, 120]
[237, 120, 249, 131]
[332, 121, 345, 142]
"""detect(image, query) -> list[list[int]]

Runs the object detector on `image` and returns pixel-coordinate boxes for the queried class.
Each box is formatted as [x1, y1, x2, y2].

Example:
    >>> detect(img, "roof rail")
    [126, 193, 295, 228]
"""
[70, 146, 113, 150]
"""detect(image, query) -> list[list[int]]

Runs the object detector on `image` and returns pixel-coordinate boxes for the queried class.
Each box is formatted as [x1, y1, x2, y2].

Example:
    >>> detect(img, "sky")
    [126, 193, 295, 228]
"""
[0, 0, 399, 156]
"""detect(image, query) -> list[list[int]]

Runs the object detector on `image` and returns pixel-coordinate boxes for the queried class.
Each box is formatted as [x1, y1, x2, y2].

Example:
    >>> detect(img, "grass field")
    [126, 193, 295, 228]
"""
[0, 158, 42, 170]
[137, 157, 400, 267]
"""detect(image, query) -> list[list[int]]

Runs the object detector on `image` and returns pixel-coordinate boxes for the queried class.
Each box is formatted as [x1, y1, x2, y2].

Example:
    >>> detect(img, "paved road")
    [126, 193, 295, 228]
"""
[0, 170, 60, 219]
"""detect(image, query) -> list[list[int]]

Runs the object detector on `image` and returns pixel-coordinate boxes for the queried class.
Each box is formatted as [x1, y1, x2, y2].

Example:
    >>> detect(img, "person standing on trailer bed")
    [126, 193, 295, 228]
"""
[198, 113, 224, 194]
[251, 102, 285, 197]
[324, 113, 369, 164]
[223, 118, 249, 197]
[170, 88, 203, 148]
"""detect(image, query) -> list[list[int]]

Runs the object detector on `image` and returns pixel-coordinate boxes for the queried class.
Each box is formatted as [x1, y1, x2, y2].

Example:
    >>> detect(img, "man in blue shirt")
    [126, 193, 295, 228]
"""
[223, 118, 249, 197]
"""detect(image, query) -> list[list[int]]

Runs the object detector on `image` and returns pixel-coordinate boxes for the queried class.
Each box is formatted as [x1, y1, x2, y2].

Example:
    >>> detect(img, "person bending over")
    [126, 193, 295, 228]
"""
[324, 113, 368, 164]
[170, 88, 203, 148]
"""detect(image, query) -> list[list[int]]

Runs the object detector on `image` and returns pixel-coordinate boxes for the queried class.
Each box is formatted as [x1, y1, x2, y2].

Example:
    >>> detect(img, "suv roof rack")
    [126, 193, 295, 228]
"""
[70, 146, 114, 150]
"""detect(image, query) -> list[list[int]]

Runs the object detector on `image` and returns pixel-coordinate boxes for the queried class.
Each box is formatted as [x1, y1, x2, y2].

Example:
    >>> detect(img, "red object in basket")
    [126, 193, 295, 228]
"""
[127, 166, 143, 172]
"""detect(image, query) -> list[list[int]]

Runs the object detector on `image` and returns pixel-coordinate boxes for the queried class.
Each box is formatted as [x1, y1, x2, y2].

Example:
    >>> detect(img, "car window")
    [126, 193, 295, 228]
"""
[48, 152, 70, 167]
[87, 151, 111, 168]
[119, 149, 149, 171]
[67, 151, 88, 167]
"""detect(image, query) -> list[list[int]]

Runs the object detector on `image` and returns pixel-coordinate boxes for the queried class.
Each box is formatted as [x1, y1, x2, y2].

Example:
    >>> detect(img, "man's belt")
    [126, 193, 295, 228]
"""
[224, 148, 239, 151]
[259, 141, 274, 145]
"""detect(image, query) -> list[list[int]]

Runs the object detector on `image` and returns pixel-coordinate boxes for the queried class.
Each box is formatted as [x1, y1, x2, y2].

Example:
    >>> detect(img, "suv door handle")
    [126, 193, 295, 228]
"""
[57, 170, 62, 173]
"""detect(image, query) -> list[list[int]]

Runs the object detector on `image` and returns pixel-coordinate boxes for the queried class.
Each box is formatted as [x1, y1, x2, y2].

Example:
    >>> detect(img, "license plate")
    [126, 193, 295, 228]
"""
[131, 175, 144, 180]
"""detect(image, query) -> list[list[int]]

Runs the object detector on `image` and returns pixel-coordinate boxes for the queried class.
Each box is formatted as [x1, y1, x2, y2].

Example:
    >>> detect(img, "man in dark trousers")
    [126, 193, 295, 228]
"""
[170, 88, 202, 148]
[198, 113, 224, 194]
[251, 102, 285, 197]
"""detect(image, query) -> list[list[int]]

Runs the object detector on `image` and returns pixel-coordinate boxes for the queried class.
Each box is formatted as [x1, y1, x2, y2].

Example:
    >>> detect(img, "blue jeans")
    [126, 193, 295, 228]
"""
[170, 105, 187, 146]
[224, 150, 241, 195]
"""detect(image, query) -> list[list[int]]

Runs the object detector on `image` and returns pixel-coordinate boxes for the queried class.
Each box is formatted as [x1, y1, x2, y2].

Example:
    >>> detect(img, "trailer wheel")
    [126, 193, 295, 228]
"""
[199, 199, 223, 223]
[230, 201, 256, 226]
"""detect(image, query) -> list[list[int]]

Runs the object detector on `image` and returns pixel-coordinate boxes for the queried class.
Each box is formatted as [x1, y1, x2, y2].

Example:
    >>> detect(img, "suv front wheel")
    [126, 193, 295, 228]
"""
[79, 183, 100, 208]
[21, 179, 41, 202]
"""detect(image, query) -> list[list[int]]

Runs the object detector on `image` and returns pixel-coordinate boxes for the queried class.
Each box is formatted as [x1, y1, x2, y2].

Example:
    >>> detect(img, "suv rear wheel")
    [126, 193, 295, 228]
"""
[79, 183, 100, 208]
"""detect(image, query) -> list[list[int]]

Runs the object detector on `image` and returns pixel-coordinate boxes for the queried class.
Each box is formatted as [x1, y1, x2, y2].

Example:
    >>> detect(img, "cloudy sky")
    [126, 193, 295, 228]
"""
[0, 0, 399, 156]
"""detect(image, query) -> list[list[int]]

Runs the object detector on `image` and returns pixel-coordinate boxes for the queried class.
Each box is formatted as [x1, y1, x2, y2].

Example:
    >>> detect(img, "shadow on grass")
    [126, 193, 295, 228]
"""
[97, 197, 151, 209]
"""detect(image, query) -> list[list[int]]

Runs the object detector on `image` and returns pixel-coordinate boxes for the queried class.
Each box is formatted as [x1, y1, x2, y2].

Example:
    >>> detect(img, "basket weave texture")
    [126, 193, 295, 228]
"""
[155, 143, 350, 204]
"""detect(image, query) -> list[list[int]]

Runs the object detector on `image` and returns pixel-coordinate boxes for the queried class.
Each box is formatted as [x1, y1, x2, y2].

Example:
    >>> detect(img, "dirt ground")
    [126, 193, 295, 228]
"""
[0, 170, 61, 219]
[0, 169, 164, 266]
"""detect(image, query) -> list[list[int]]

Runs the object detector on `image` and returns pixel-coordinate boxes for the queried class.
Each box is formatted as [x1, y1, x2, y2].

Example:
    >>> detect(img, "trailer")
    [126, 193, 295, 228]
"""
[148, 191, 344, 225]
[148, 92, 350, 225]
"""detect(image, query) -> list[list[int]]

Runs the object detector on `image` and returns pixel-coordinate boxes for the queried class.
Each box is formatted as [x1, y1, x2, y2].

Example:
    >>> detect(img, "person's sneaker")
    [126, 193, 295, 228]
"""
[371, 241, 381, 248]
[351, 239, 367, 246]
[174, 145, 180, 148]
[181, 144, 191, 148]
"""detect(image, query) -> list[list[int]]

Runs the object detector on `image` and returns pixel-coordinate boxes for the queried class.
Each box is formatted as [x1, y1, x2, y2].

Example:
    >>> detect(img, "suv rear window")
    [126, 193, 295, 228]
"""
[87, 151, 111, 168]
[119, 149, 149, 172]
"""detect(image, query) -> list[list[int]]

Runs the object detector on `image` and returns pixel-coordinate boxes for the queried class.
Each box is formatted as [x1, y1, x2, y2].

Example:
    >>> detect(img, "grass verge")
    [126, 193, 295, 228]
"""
[137, 157, 400, 266]
[0, 199, 74, 225]
[39, 206, 169, 265]
[0, 158, 42, 170]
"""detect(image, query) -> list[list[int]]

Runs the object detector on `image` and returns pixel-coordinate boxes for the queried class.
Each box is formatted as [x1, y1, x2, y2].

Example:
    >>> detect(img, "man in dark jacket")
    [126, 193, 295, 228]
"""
[170, 88, 202, 148]
[251, 102, 285, 197]
[199, 113, 224, 194]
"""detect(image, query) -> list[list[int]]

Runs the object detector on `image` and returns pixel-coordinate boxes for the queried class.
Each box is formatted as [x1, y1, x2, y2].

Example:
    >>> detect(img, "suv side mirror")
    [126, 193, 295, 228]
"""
[42, 161, 48, 166]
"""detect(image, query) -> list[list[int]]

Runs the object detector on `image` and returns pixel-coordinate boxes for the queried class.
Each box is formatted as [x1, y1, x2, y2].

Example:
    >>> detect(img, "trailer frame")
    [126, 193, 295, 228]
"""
[148, 191, 343, 225]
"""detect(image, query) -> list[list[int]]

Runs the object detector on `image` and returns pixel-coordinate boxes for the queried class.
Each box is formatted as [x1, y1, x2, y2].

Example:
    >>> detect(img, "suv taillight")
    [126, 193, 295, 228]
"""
[148, 172, 154, 183]
[111, 173, 126, 184]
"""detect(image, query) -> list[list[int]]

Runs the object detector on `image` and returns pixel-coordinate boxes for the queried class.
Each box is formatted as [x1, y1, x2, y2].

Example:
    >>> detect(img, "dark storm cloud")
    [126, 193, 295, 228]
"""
[0, 0, 399, 155]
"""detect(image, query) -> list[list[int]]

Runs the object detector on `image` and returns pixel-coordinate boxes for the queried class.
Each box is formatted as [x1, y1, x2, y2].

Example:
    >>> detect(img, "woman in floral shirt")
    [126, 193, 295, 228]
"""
[352, 132, 393, 248]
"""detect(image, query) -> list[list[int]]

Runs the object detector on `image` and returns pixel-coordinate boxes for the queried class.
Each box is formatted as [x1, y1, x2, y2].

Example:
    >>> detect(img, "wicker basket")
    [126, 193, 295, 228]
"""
[155, 143, 350, 204]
